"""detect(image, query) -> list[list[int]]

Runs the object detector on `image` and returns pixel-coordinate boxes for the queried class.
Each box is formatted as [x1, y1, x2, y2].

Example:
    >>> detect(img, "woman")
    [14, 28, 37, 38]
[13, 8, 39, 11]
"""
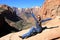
[19, 12, 52, 39]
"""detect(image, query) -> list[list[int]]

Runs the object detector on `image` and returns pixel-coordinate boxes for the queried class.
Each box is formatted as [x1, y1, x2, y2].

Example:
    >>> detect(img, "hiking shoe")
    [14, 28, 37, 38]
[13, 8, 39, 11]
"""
[19, 36, 24, 39]
[42, 26, 47, 30]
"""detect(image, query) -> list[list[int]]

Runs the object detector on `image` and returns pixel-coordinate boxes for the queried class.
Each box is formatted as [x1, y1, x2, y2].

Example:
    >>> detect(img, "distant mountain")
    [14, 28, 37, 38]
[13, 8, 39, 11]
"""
[16, 6, 41, 22]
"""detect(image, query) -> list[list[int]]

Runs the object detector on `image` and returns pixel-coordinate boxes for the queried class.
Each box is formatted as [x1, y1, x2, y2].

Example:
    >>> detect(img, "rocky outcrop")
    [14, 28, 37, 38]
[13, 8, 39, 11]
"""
[0, 4, 22, 37]
[40, 0, 60, 19]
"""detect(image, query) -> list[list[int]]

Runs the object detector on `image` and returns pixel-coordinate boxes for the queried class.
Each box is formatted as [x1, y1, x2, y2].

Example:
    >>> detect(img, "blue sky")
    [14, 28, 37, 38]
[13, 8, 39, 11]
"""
[0, 0, 45, 8]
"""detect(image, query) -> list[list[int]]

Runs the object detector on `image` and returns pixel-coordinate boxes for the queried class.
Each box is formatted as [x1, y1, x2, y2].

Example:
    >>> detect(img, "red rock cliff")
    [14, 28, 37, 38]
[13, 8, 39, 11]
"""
[40, 0, 60, 19]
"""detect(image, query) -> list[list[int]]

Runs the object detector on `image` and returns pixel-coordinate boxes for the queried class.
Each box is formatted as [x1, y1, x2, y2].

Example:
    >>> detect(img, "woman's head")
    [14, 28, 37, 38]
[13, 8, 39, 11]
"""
[37, 15, 41, 21]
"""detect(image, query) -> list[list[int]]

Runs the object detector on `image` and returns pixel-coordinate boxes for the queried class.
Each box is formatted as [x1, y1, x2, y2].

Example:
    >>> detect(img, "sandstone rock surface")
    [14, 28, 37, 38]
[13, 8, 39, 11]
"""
[40, 0, 60, 19]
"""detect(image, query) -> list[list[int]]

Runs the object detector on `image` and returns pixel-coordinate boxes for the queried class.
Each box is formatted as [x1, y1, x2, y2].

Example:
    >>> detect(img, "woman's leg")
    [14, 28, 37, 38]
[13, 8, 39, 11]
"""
[20, 27, 36, 39]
